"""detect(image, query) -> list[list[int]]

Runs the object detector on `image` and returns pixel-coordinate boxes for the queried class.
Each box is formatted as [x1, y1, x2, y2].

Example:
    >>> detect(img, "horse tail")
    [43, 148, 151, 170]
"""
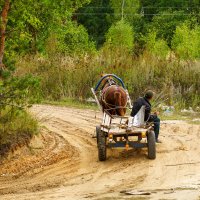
[114, 91, 125, 116]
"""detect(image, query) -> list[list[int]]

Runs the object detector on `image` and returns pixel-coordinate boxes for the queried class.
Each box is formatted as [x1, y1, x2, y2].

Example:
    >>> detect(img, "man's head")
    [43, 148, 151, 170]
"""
[144, 90, 154, 100]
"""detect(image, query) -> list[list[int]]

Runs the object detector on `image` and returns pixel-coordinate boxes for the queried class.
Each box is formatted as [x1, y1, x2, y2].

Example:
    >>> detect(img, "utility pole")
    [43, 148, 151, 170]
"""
[121, 0, 125, 20]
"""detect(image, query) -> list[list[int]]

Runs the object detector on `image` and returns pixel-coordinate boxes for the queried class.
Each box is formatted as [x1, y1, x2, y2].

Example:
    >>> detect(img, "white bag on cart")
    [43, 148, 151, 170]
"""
[128, 106, 145, 128]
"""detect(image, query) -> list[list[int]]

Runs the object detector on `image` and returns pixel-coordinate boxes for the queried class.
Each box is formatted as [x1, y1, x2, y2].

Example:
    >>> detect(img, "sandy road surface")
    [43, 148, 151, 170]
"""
[0, 105, 200, 200]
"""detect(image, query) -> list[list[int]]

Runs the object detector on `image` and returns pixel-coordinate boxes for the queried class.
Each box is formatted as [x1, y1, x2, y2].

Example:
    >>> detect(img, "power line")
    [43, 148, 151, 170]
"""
[73, 13, 200, 16]
[79, 6, 200, 8]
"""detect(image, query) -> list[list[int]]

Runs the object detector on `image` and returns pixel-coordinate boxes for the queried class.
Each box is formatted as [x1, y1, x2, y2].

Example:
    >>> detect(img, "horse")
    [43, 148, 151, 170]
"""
[99, 76, 128, 116]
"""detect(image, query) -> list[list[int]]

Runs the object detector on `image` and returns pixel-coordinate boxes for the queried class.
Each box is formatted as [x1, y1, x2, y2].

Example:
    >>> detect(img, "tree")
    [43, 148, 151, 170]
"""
[149, 10, 190, 46]
[48, 21, 96, 55]
[0, 0, 92, 58]
[146, 31, 169, 58]
[0, 0, 10, 68]
[140, 0, 200, 18]
[77, 0, 113, 47]
[104, 20, 134, 51]
[110, 0, 140, 23]
[172, 23, 200, 59]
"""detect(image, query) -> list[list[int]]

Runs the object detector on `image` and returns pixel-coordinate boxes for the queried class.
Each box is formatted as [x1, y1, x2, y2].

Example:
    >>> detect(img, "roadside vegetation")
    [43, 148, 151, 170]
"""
[0, 109, 38, 157]
[0, 0, 199, 156]
[0, 73, 40, 157]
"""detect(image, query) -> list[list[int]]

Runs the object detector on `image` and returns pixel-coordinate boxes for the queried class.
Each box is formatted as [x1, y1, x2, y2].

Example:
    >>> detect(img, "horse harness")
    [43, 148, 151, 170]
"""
[101, 84, 127, 112]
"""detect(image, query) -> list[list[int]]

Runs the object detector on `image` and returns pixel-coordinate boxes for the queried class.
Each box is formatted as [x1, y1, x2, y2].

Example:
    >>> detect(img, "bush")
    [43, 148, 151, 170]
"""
[15, 54, 102, 100]
[45, 22, 96, 56]
[172, 23, 200, 59]
[15, 52, 200, 110]
[0, 74, 40, 157]
[146, 31, 170, 59]
[104, 20, 134, 52]
[0, 109, 38, 157]
[0, 75, 41, 111]
[149, 10, 189, 45]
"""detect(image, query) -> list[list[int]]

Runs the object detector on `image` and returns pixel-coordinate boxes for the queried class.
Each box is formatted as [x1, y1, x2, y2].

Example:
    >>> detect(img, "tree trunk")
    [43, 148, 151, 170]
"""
[0, 0, 10, 69]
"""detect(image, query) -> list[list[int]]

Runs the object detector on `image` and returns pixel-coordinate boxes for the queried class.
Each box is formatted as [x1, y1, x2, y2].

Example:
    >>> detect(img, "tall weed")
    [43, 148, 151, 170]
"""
[15, 52, 200, 109]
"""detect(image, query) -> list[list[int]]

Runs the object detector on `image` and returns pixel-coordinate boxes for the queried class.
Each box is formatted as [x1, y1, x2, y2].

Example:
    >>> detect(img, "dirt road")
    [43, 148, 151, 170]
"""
[0, 105, 200, 200]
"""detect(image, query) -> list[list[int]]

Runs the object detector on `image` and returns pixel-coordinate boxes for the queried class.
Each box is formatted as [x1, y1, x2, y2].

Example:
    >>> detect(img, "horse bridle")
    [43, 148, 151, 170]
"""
[101, 78, 116, 90]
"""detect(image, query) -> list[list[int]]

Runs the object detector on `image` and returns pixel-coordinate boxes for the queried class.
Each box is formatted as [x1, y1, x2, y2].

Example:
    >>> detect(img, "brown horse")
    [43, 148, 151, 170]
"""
[100, 77, 127, 116]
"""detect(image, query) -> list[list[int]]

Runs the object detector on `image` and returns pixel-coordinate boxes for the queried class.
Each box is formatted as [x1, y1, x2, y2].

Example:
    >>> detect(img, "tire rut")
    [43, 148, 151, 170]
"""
[0, 105, 200, 200]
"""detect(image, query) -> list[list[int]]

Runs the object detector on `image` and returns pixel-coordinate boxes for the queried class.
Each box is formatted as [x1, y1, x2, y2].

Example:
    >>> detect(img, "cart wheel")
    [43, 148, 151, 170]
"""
[147, 131, 156, 159]
[96, 126, 101, 145]
[97, 130, 107, 161]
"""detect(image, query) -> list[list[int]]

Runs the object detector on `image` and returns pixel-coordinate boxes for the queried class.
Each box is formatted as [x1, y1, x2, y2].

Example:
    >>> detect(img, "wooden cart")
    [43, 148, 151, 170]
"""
[91, 74, 156, 161]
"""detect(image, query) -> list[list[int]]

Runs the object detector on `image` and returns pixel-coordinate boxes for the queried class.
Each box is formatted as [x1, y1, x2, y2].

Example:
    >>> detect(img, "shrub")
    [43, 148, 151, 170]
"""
[146, 31, 170, 59]
[172, 23, 200, 59]
[0, 74, 40, 157]
[104, 20, 134, 52]
[0, 75, 41, 111]
[15, 52, 200, 110]
[149, 10, 189, 45]
[0, 109, 38, 157]
[45, 22, 96, 56]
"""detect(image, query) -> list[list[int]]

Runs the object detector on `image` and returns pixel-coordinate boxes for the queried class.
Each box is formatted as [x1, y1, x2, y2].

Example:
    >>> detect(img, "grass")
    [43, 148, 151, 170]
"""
[187, 119, 200, 125]
[160, 111, 200, 124]
[42, 98, 99, 110]
[160, 112, 195, 121]
[0, 108, 39, 158]
[15, 53, 200, 110]
[43, 98, 200, 123]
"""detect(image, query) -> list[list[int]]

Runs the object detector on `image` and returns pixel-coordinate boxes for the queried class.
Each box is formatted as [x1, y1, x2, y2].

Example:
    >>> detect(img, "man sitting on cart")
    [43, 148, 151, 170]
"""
[131, 90, 161, 143]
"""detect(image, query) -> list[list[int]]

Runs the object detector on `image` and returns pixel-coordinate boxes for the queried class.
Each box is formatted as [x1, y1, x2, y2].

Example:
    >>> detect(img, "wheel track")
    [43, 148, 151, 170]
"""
[0, 127, 80, 195]
[0, 105, 200, 200]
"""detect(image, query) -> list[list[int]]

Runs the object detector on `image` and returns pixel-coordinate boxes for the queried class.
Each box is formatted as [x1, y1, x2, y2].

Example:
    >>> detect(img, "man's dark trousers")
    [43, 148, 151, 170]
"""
[151, 116, 160, 140]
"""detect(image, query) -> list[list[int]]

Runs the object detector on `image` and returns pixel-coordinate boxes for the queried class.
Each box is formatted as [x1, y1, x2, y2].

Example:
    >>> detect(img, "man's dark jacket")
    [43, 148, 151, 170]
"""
[131, 97, 151, 121]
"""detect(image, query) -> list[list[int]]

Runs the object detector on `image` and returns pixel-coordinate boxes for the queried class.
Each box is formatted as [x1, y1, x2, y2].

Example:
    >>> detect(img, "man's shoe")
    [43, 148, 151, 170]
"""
[156, 139, 162, 143]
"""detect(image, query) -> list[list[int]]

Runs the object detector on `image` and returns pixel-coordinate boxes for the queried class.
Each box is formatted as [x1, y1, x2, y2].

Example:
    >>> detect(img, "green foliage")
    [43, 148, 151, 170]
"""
[6, 0, 44, 54]
[0, 0, 200, 113]
[16, 52, 200, 110]
[16, 54, 102, 100]
[139, 0, 200, 21]
[172, 23, 200, 59]
[0, 73, 40, 154]
[77, 0, 113, 47]
[146, 31, 170, 58]
[53, 22, 96, 55]
[0, 108, 38, 154]
[149, 10, 189, 45]
[110, 0, 140, 22]
[104, 20, 134, 51]
[0, 49, 41, 111]
[3, 0, 92, 55]
[0, 75, 41, 112]
[77, 0, 140, 47]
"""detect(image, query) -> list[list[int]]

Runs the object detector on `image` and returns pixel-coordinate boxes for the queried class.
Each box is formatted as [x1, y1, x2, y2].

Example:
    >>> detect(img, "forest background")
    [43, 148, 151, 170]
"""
[0, 0, 200, 151]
